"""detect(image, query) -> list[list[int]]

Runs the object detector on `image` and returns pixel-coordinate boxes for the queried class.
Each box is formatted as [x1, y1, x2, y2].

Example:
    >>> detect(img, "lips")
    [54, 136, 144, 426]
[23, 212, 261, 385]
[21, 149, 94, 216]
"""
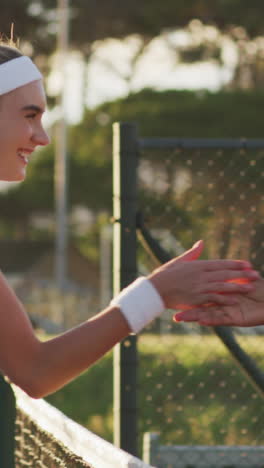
[18, 154, 29, 164]
[17, 148, 34, 165]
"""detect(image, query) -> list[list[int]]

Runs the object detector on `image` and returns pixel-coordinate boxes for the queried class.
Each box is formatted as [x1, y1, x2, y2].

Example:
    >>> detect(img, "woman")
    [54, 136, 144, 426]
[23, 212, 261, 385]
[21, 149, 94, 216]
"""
[0, 39, 259, 398]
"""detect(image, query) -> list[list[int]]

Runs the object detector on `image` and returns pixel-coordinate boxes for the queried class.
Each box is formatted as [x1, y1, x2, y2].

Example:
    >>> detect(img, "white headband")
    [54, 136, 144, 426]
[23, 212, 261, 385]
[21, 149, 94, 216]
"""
[0, 56, 42, 96]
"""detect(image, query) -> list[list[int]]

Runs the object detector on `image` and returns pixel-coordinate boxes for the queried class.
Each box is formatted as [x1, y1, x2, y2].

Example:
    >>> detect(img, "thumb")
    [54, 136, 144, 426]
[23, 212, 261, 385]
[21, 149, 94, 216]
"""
[177, 240, 204, 262]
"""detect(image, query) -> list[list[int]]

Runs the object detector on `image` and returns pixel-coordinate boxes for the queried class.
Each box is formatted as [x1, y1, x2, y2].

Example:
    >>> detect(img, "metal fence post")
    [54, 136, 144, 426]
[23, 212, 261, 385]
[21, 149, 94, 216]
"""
[0, 376, 16, 467]
[112, 122, 139, 456]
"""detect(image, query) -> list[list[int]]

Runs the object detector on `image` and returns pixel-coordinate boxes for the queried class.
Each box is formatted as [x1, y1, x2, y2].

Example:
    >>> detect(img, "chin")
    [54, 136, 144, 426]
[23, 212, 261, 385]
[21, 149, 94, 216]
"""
[0, 172, 26, 182]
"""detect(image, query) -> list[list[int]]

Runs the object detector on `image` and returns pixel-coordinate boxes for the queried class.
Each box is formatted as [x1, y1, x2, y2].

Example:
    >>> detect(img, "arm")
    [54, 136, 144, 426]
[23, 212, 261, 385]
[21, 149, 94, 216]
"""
[0, 273, 130, 398]
[174, 278, 264, 327]
[0, 240, 259, 398]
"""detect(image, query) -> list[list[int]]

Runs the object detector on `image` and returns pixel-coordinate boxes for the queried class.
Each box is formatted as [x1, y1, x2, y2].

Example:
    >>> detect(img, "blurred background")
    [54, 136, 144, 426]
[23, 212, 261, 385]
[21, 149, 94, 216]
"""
[1, 0, 264, 459]
[1, 0, 264, 329]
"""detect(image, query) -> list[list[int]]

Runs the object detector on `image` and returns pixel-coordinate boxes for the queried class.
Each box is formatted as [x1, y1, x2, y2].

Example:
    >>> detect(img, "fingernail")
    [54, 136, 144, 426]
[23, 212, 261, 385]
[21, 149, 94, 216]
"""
[174, 312, 184, 322]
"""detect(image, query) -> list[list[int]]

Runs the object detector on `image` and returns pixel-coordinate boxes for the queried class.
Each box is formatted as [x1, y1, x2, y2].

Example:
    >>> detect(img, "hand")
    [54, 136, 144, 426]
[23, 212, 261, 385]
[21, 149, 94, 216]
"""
[148, 240, 260, 310]
[174, 278, 264, 327]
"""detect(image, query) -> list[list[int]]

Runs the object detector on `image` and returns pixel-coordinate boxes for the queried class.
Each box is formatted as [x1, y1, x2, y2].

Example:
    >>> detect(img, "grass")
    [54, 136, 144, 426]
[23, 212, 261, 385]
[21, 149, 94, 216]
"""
[137, 334, 264, 446]
[44, 333, 264, 450]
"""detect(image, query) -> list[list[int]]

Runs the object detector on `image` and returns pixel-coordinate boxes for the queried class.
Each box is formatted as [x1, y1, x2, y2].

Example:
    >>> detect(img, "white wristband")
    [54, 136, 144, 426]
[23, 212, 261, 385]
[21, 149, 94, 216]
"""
[111, 277, 165, 334]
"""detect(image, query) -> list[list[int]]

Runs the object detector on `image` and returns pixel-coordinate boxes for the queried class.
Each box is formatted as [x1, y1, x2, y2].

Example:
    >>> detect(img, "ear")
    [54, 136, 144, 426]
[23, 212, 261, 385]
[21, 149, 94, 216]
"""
[177, 240, 204, 262]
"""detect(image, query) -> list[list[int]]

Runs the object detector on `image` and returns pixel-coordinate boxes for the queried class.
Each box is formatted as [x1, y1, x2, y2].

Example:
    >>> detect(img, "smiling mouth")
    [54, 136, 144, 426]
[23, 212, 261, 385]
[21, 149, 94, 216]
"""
[18, 154, 29, 165]
[17, 150, 33, 165]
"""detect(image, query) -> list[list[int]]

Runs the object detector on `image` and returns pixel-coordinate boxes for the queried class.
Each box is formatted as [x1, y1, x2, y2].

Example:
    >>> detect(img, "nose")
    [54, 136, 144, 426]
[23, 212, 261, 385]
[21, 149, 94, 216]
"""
[32, 125, 51, 147]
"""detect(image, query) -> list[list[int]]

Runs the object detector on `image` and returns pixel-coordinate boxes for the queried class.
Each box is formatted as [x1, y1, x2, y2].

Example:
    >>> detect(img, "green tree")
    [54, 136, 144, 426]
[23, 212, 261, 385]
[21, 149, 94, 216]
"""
[2, 88, 264, 240]
[2, 1, 264, 97]
[2, 1, 264, 57]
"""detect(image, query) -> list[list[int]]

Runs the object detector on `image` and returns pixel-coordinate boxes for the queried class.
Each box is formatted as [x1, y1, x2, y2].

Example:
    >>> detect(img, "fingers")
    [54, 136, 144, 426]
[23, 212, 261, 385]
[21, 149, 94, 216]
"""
[174, 306, 232, 326]
[201, 259, 253, 271]
[163, 245, 256, 276]
[205, 269, 260, 283]
[176, 240, 204, 262]
[196, 292, 237, 306]
[174, 309, 200, 322]
[158, 241, 203, 270]
[201, 281, 255, 294]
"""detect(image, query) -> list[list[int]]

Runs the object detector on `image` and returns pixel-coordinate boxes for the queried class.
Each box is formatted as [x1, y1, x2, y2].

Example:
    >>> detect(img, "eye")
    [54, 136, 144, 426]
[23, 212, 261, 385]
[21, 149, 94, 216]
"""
[26, 113, 37, 119]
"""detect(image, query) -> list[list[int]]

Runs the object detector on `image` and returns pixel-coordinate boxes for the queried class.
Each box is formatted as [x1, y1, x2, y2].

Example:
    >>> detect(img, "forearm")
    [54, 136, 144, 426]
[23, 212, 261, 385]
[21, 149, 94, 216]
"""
[25, 306, 130, 398]
[0, 267, 130, 397]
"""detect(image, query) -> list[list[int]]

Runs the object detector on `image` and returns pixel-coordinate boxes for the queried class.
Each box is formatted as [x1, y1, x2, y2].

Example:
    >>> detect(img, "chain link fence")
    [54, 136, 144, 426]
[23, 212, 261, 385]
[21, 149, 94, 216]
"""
[134, 137, 264, 465]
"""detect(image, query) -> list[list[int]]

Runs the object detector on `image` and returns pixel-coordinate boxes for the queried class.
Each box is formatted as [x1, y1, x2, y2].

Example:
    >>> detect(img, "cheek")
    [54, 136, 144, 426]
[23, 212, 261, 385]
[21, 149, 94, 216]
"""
[0, 122, 13, 151]
[16, 120, 33, 140]
[0, 120, 32, 156]
[17, 121, 34, 146]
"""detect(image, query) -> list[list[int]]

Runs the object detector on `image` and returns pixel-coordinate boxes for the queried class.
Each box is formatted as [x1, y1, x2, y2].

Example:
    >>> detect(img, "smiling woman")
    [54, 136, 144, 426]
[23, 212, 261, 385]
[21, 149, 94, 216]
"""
[0, 38, 260, 399]
[0, 43, 50, 181]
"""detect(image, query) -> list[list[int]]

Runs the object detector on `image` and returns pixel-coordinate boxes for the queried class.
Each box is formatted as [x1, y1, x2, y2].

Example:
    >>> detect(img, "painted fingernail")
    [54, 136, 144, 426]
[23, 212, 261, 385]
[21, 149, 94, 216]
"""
[174, 313, 183, 322]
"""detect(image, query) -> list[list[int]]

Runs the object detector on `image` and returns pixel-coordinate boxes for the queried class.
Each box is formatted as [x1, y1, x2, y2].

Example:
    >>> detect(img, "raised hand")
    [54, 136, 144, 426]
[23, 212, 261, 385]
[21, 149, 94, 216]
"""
[148, 240, 260, 310]
[174, 278, 264, 327]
